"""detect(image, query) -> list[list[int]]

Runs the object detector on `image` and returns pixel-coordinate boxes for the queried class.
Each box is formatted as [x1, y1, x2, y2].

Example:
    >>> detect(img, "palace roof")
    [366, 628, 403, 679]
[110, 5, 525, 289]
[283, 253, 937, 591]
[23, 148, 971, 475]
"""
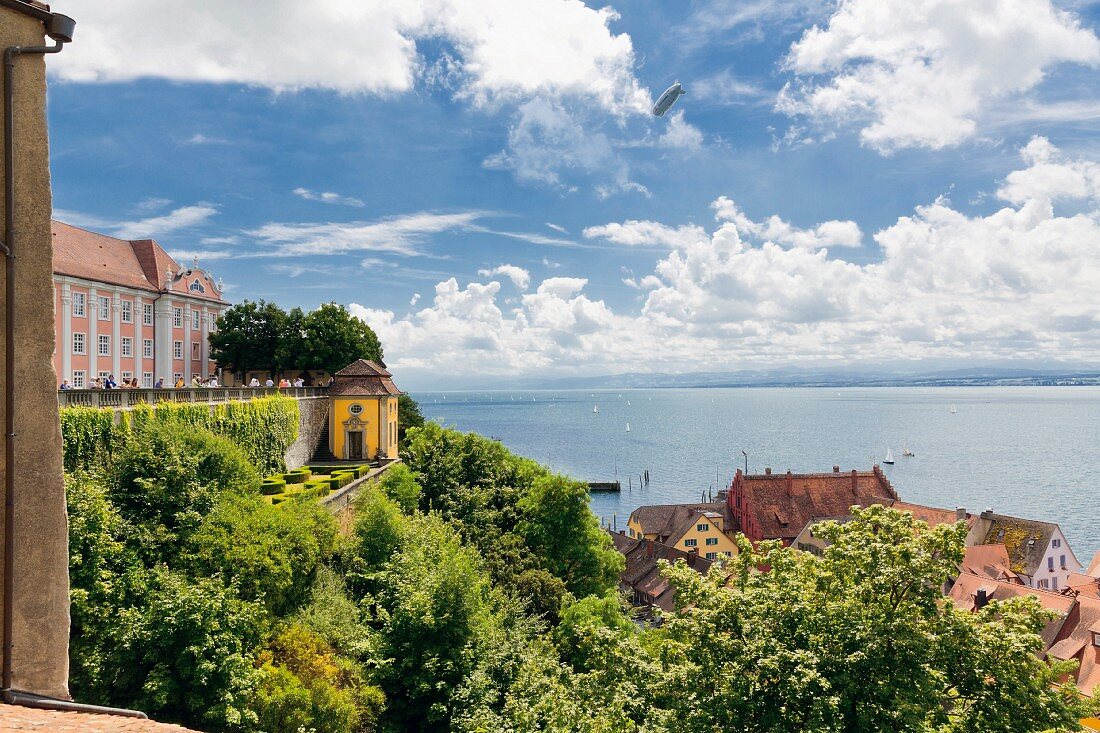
[51, 220, 225, 302]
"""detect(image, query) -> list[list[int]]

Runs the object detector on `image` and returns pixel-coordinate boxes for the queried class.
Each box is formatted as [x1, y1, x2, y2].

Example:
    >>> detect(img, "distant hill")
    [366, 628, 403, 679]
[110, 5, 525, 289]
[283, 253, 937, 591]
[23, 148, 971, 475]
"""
[422, 366, 1100, 391]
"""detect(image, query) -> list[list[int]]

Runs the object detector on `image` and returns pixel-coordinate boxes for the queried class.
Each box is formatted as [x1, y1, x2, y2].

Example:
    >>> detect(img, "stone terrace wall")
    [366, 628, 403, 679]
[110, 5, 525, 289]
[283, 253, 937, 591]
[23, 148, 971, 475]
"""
[285, 397, 329, 470]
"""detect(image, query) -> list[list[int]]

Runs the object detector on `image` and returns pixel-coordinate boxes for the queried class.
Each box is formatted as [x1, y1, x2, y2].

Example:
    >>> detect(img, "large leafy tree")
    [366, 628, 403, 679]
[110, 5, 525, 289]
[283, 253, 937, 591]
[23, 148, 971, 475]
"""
[646, 506, 1096, 733]
[209, 300, 291, 376]
[295, 302, 384, 375]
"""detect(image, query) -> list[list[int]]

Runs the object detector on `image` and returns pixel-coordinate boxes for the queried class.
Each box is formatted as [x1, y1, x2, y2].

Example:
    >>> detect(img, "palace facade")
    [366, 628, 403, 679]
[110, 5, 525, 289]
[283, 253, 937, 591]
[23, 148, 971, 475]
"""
[51, 221, 229, 388]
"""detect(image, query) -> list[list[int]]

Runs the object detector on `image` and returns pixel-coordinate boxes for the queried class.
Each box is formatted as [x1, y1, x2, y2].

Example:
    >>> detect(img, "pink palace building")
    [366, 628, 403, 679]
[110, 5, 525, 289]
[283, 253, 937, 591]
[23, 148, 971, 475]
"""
[51, 221, 230, 388]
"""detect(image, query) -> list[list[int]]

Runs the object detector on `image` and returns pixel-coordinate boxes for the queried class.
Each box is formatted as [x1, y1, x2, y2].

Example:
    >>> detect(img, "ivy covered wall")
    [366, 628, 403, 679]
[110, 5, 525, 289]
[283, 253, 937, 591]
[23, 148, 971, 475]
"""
[60, 396, 300, 476]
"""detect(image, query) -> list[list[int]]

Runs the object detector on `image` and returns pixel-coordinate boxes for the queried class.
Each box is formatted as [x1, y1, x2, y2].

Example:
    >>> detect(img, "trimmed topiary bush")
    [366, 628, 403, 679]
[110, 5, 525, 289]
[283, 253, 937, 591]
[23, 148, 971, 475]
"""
[284, 468, 311, 484]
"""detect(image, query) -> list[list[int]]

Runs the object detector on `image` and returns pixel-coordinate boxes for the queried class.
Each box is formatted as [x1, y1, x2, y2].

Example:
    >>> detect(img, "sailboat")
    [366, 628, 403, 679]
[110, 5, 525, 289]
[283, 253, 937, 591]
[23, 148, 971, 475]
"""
[883, 448, 895, 465]
[592, 405, 599, 414]
[625, 422, 631, 432]
[902, 441, 915, 457]
[949, 404, 958, 414]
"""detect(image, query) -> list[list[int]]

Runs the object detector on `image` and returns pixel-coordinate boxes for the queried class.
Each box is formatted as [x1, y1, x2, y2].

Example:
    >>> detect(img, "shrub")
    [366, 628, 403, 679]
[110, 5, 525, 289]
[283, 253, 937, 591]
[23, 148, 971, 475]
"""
[377, 463, 421, 514]
[284, 468, 310, 484]
[262, 477, 288, 495]
[304, 480, 331, 498]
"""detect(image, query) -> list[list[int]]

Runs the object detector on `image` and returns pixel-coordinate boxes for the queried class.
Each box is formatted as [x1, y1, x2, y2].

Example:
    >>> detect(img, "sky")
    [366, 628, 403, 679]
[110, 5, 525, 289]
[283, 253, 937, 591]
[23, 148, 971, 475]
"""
[45, 0, 1100, 388]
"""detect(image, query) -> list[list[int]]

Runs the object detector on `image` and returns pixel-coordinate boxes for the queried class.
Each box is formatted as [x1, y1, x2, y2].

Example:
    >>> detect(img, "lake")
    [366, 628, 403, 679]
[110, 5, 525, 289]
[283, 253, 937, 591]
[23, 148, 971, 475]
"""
[413, 387, 1100, 562]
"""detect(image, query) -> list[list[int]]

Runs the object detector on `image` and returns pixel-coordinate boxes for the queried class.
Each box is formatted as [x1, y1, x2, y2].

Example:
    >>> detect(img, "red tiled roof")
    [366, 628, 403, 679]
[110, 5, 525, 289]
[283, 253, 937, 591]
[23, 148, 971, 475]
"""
[960, 543, 1021, 583]
[948, 571, 1073, 648]
[1087, 550, 1100, 578]
[731, 467, 898, 542]
[334, 359, 391, 377]
[1049, 594, 1100, 696]
[51, 221, 225, 303]
[330, 360, 401, 396]
[610, 531, 715, 613]
[0, 705, 200, 732]
[891, 501, 972, 529]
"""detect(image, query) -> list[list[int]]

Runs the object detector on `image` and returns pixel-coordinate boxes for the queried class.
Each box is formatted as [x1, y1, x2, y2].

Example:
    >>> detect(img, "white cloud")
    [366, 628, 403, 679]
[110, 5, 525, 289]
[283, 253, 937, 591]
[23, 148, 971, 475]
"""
[355, 137, 1100, 381]
[778, 0, 1100, 152]
[545, 222, 568, 234]
[477, 264, 532, 290]
[247, 210, 485, 257]
[657, 111, 704, 152]
[583, 220, 707, 247]
[710, 197, 862, 249]
[185, 133, 228, 145]
[112, 204, 219, 239]
[51, 0, 648, 113]
[293, 188, 366, 208]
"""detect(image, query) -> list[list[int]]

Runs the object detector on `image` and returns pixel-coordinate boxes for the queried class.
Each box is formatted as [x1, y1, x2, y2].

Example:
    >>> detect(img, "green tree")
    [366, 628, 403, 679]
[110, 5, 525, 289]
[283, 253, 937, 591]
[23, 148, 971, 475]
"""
[397, 394, 424, 443]
[376, 463, 422, 514]
[209, 300, 290, 377]
[516, 475, 623, 598]
[109, 423, 260, 564]
[646, 505, 1095, 733]
[185, 494, 337, 615]
[295, 302, 384, 375]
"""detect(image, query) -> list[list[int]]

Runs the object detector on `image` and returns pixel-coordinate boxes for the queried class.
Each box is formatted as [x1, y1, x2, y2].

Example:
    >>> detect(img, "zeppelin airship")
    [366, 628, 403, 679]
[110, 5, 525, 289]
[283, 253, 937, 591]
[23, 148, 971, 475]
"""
[652, 82, 685, 117]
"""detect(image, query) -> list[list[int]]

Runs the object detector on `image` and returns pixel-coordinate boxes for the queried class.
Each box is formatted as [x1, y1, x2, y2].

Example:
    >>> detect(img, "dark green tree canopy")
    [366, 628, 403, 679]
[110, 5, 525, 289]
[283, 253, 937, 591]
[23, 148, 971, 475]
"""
[211, 301, 383, 378]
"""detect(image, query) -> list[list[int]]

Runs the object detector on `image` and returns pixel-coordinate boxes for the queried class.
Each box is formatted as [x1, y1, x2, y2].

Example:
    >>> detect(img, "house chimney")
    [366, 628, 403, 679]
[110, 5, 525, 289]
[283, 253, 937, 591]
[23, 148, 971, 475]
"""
[851, 469, 858, 495]
[975, 588, 990, 610]
[833, 465, 840, 473]
[981, 508, 994, 520]
[955, 507, 967, 522]
[764, 467, 772, 475]
[786, 470, 793, 494]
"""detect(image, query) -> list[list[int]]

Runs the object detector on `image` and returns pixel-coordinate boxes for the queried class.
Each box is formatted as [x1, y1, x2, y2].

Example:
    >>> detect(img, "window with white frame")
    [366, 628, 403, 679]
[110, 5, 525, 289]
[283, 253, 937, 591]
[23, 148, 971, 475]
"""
[143, 339, 153, 358]
[142, 303, 153, 326]
[121, 337, 132, 357]
[142, 372, 153, 388]
[173, 307, 182, 327]
[121, 371, 133, 381]
[191, 310, 200, 330]
[173, 372, 183, 383]
[121, 300, 132, 323]
[173, 341, 182, 359]
[98, 334, 110, 356]
[98, 296, 110, 321]
[72, 292, 86, 317]
[98, 371, 110, 381]
[72, 371, 85, 388]
[697, 523, 709, 531]
[72, 332, 86, 355]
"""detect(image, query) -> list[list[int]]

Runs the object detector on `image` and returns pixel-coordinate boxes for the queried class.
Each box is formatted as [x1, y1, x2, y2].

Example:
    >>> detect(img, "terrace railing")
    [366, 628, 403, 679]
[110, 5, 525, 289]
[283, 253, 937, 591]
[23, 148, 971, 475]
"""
[58, 386, 327, 409]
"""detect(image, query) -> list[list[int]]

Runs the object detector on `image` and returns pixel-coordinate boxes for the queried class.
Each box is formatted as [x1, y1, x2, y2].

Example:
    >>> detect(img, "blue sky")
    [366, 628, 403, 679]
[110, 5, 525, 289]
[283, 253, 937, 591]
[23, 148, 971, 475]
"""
[45, 0, 1100, 386]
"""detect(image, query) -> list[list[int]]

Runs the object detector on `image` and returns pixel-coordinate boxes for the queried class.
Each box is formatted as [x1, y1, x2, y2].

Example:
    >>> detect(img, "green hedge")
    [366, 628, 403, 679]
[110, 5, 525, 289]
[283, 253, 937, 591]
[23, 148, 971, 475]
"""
[284, 468, 311, 484]
[261, 477, 287, 495]
[61, 396, 300, 476]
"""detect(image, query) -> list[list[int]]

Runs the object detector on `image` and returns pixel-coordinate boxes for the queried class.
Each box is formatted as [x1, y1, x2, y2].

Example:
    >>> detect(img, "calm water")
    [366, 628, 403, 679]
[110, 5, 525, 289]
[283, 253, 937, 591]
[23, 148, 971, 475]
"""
[414, 387, 1100, 561]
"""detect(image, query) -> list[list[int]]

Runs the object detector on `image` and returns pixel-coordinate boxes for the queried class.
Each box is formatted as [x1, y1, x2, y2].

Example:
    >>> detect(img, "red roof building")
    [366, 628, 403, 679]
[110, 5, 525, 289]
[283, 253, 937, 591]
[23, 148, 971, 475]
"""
[51, 221, 229, 388]
[725, 465, 898, 544]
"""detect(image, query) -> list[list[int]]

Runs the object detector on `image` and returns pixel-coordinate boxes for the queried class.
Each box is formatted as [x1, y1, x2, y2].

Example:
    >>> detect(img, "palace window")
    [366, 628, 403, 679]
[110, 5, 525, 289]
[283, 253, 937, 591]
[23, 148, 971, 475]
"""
[189, 280, 206, 294]
[173, 341, 183, 359]
[173, 372, 182, 383]
[121, 337, 132, 357]
[98, 334, 110, 356]
[72, 371, 85, 388]
[192, 343, 200, 360]
[98, 371, 109, 382]
[697, 523, 709, 532]
[705, 537, 718, 546]
[684, 539, 697, 548]
[142, 372, 153, 388]
[72, 292, 85, 317]
[72, 332, 86, 355]
[191, 310, 200, 330]
[348, 403, 364, 415]
[143, 339, 153, 358]
[121, 371, 133, 382]
[98, 296, 110, 321]
[121, 300, 132, 323]
[173, 307, 182, 328]
[142, 303, 153, 326]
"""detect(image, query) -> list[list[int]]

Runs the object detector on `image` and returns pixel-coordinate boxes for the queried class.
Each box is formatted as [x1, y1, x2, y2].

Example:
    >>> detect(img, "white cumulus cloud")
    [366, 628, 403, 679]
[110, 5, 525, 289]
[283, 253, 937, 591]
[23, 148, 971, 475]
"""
[293, 188, 365, 207]
[778, 0, 1100, 152]
[478, 264, 532, 290]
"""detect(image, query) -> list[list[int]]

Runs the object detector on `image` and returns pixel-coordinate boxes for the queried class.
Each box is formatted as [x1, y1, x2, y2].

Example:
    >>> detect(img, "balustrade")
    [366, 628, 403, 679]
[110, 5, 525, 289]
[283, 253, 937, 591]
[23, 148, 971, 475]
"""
[57, 386, 327, 408]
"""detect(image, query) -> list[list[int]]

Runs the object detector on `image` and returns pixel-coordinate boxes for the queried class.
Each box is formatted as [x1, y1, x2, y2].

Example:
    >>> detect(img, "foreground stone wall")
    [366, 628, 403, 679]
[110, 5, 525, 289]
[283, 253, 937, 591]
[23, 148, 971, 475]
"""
[0, 7, 71, 698]
[284, 397, 329, 469]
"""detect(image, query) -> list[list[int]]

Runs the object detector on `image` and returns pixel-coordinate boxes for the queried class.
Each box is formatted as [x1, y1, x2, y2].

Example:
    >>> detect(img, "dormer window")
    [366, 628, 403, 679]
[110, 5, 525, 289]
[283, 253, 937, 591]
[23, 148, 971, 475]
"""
[1092, 631, 1100, 647]
[189, 280, 206, 294]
